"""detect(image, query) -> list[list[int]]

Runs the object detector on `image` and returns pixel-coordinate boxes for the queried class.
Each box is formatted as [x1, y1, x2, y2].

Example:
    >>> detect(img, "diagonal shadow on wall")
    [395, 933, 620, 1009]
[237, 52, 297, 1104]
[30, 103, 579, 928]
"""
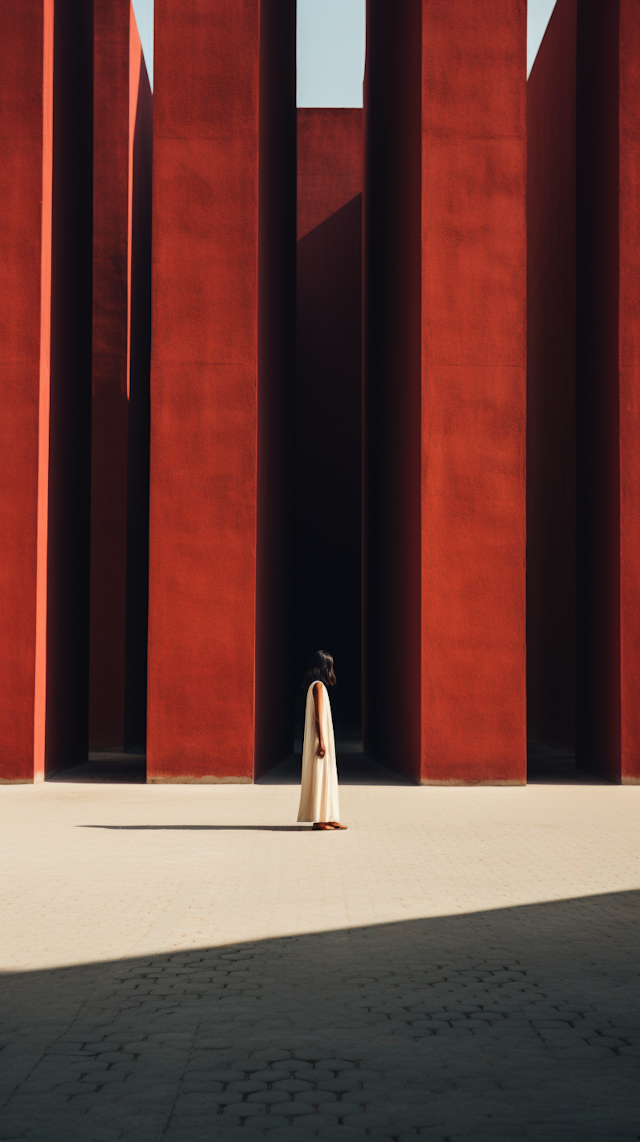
[1, 891, 638, 1141]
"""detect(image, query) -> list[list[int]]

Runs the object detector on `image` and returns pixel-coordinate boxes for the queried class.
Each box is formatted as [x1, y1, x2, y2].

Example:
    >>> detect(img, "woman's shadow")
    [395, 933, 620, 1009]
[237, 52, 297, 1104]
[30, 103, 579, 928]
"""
[80, 824, 310, 832]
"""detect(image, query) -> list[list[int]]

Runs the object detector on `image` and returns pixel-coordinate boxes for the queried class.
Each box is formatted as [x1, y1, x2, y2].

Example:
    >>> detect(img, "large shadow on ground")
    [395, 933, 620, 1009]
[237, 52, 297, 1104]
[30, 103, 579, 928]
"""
[1, 892, 638, 1141]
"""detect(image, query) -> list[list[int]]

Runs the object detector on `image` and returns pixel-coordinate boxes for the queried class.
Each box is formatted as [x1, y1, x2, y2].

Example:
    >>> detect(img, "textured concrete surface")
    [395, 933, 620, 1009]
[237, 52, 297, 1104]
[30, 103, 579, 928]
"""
[363, 1, 527, 785]
[1, 758, 639, 1140]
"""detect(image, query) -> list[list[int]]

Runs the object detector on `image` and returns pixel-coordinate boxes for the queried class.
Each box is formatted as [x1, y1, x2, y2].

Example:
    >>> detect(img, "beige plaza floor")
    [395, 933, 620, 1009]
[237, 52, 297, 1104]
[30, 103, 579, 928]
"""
[1, 749, 639, 1142]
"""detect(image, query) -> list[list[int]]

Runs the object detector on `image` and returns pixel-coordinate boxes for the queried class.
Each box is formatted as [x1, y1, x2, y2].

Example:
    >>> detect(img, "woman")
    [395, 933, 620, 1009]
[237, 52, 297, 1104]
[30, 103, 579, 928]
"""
[297, 650, 347, 830]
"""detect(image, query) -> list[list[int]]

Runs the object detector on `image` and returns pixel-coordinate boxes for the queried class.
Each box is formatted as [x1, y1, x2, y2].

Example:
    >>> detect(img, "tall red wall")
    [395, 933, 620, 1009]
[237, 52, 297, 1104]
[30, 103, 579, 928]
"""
[89, 1, 152, 750]
[576, 0, 640, 783]
[0, 2, 51, 782]
[295, 110, 362, 728]
[148, 1, 295, 782]
[527, 0, 577, 754]
[618, 1, 640, 784]
[0, 1, 93, 783]
[364, 0, 527, 784]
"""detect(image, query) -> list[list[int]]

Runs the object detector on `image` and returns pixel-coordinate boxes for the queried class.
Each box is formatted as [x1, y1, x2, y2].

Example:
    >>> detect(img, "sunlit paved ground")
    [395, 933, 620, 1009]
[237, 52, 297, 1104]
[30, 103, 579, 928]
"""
[1, 753, 639, 1141]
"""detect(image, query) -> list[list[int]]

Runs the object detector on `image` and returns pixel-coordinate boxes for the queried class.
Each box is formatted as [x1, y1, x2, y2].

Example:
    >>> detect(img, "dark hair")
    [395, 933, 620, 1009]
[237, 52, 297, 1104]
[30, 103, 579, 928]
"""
[303, 650, 336, 691]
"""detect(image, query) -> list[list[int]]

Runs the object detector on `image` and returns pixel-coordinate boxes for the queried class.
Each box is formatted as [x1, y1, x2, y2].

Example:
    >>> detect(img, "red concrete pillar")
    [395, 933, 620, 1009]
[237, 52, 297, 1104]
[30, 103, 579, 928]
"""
[0, 0, 93, 783]
[576, 1, 640, 783]
[295, 110, 363, 729]
[527, 0, 577, 756]
[89, 1, 152, 751]
[0, 1, 52, 783]
[148, 1, 296, 782]
[363, 0, 527, 784]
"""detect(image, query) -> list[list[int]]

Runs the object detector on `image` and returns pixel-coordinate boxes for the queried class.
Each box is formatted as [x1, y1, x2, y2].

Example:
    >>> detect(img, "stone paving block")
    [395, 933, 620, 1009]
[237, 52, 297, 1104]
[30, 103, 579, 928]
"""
[189, 1068, 246, 1083]
[315, 1130, 375, 1142]
[271, 1077, 313, 1093]
[120, 1134, 164, 1142]
[250, 1047, 293, 1062]
[341, 1087, 390, 1105]
[317, 1057, 357, 1070]
[215, 1124, 268, 1140]
[173, 1094, 235, 1115]
[245, 1114, 290, 1130]
[340, 1110, 401, 1130]
[283, 1101, 318, 1117]
[225, 1058, 271, 1073]
[246, 1065, 299, 1082]
[0, 1125, 27, 1141]
[290, 1067, 336, 1084]
[249, 1089, 292, 1106]
[109, 1084, 178, 1104]
[338, 1066, 383, 1082]
[276, 1131, 323, 1142]
[166, 1115, 239, 1135]
[302, 1099, 349, 1118]
[229, 1103, 268, 1118]
[387, 1089, 440, 1107]
[295, 1088, 338, 1105]
[81, 1070, 129, 1084]
[226, 1079, 268, 1094]
[282, 1113, 336, 1129]
[180, 1079, 226, 1093]
[316, 1075, 366, 1093]
[108, 1115, 168, 1133]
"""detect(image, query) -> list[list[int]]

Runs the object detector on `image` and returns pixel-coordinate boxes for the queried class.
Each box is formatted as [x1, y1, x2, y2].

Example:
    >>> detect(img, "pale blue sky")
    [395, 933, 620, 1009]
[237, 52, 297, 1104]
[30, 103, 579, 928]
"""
[130, 0, 558, 96]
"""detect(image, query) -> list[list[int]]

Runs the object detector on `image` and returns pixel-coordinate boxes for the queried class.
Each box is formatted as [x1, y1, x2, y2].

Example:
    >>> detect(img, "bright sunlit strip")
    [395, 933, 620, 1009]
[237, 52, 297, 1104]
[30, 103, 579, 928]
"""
[131, 0, 154, 87]
[130, 1, 559, 101]
[528, 0, 558, 76]
[297, 0, 366, 107]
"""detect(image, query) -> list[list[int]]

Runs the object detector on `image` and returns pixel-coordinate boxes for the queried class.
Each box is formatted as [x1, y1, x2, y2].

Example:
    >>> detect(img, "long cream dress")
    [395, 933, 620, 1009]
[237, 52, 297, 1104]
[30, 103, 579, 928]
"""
[297, 682, 340, 823]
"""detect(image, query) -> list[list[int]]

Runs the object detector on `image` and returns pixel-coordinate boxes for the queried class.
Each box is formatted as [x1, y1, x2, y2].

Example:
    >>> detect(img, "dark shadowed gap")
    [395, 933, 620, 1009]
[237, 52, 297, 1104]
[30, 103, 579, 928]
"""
[254, 2, 298, 779]
[44, 0, 94, 777]
[123, 52, 153, 755]
[526, 0, 577, 767]
[293, 107, 364, 757]
[362, 0, 422, 782]
[575, 1, 622, 780]
[294, 195, 363, 743]
[88, 0, 131, 754]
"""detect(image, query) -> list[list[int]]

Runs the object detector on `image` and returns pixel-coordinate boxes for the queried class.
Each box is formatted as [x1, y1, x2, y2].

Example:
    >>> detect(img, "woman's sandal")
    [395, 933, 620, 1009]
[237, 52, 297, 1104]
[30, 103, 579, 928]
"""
[328, 822, 348, 830]
[312, 822, 335, 830]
